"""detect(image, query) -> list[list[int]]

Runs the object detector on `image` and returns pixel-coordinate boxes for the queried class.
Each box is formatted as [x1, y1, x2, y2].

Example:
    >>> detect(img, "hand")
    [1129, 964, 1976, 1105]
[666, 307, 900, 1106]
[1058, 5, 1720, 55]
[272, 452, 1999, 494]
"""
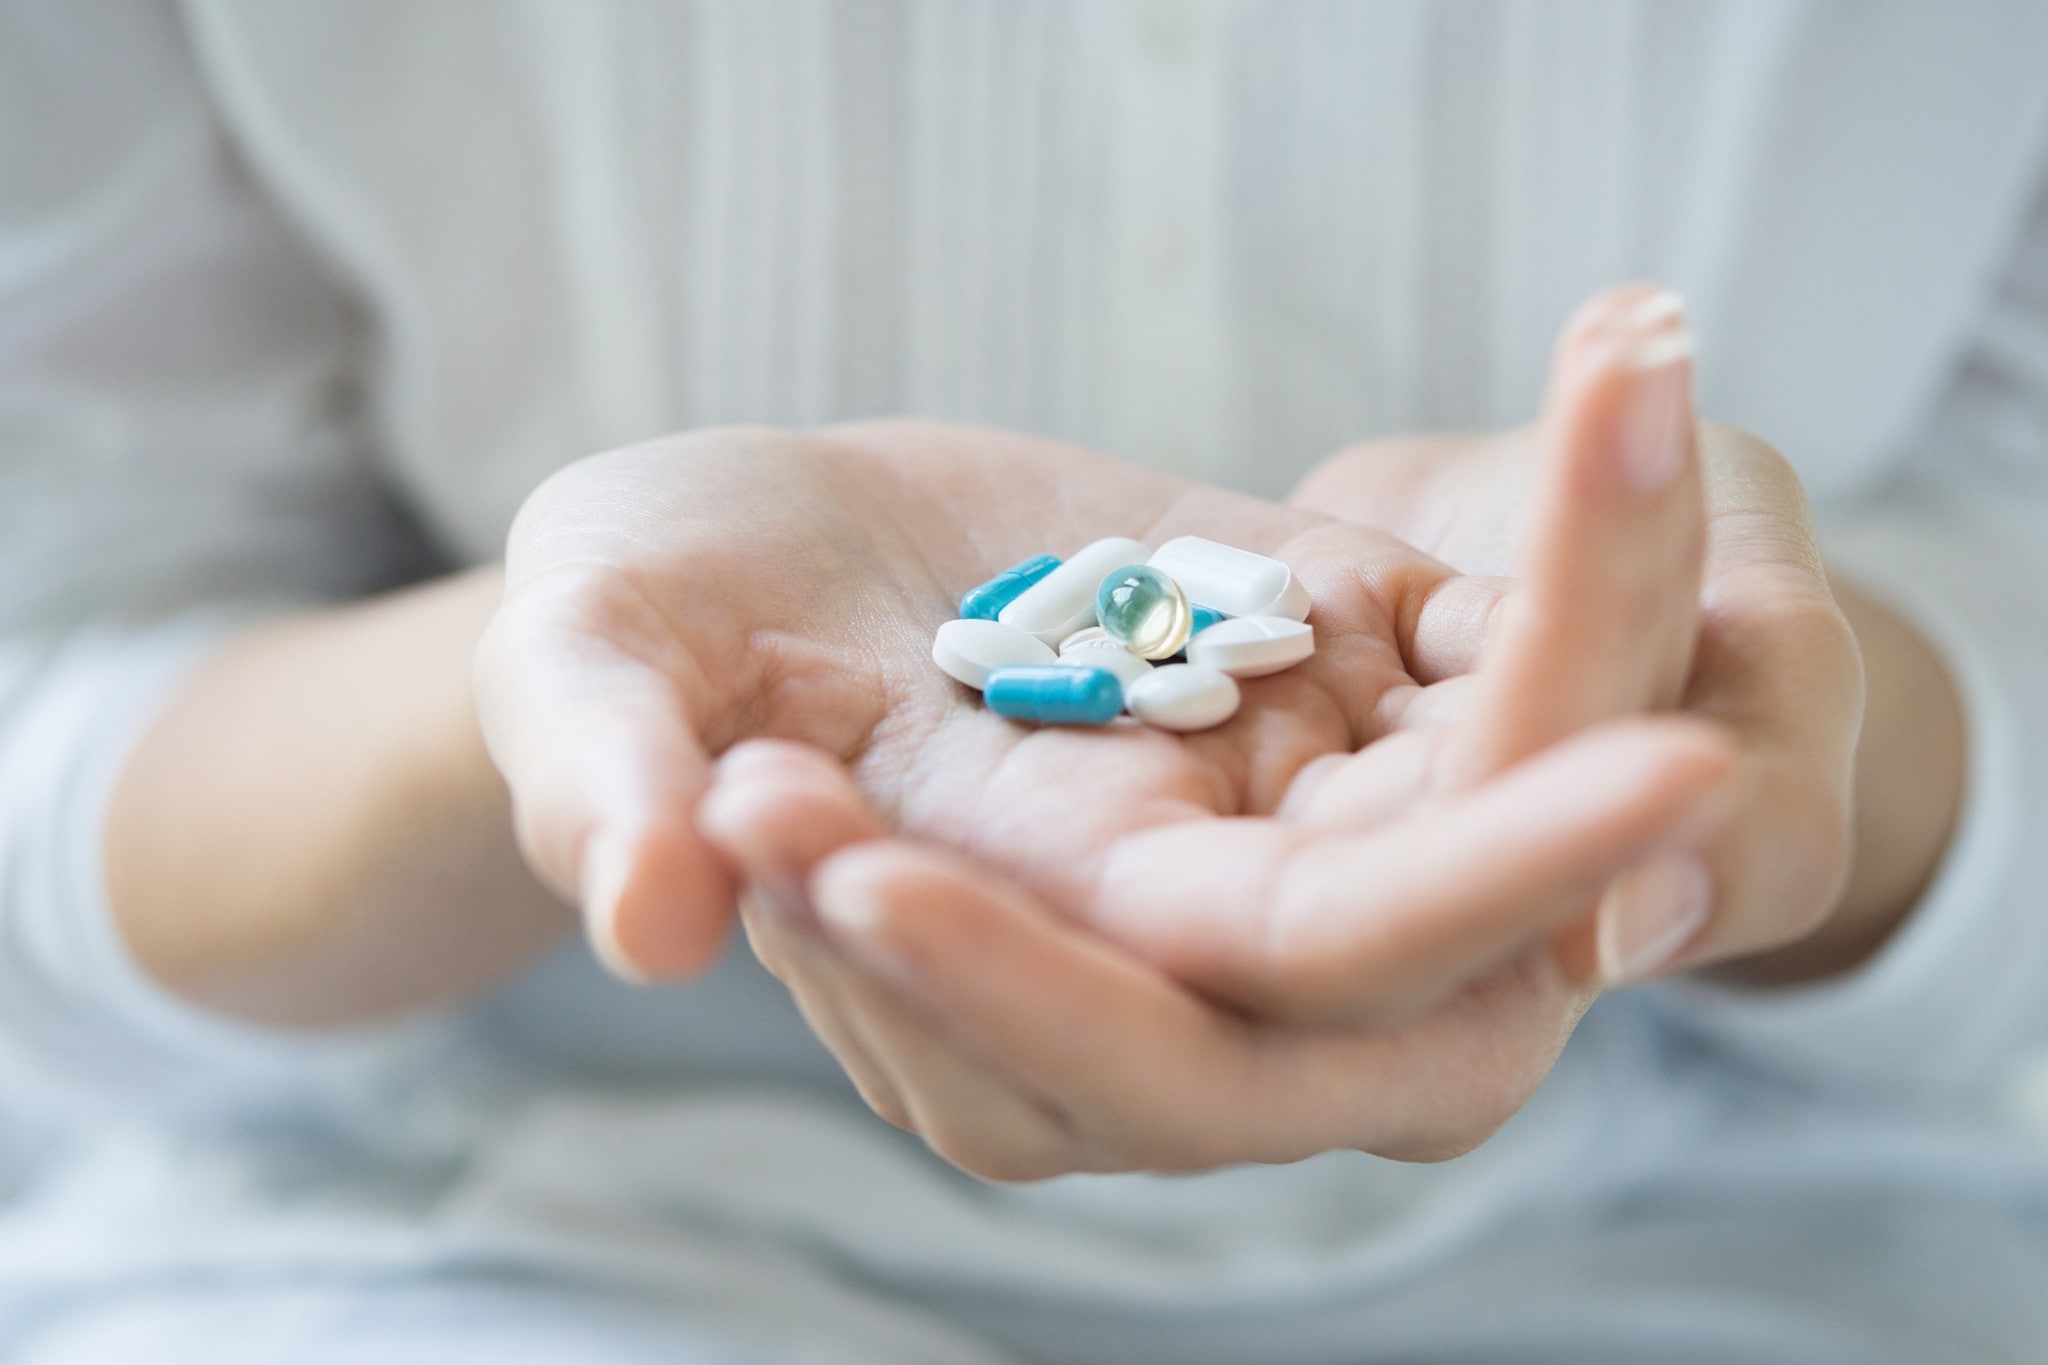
[1293, 288, 1878, 983]
[686, 287, 1740, 1178]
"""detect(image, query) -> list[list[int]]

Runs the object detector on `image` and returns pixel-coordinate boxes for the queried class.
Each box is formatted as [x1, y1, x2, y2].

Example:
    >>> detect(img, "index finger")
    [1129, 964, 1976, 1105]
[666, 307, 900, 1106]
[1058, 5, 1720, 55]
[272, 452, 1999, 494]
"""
[1438, 283, 1707, 789]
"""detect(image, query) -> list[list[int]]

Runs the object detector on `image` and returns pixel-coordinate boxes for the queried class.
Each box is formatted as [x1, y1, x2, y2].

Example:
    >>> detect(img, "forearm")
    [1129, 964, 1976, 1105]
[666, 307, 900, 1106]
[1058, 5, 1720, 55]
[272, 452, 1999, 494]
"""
[1719, 574, 1966, 985]
[104, 567, 571, 1028]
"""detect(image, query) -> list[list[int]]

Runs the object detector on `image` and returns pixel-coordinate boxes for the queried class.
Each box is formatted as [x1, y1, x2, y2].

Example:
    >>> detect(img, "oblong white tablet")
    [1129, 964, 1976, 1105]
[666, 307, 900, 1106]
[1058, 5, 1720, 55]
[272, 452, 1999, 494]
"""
[1147, 536, 1311, 622]
[1186, 615, 1315, 678]
[999, 537, 1151, 644]
[1058, 636, 1153, 699]
[1125, 664, 1240, 732]
[932, 618, 1057, 690]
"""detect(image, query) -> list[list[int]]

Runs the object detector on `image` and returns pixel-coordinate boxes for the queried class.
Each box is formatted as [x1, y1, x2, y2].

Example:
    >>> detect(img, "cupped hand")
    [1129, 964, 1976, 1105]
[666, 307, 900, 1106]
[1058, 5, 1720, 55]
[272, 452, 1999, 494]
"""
[1293, 288, 1864, 983]
[683, 285, 1750, 1178]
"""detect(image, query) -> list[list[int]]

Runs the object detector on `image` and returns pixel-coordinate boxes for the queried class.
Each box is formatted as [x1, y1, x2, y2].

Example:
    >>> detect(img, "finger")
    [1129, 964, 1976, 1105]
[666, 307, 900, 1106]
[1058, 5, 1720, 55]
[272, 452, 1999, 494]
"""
[1089, 717, 1739, 1025]
[794, 927, 1083, 1182]
[1275, 727, 1443, 830]
[813, 837, 1594, 1168]
[1600, 438, 1862, 979]
[1402, 575, 1515, 683]
[810, 840, 1272, 1174]
[1439, 283, 1706, 789]
[737, 891, 916, 1132]
[474, 567, 732, 982]
[706, 742, 1092, 1178]
[698, 738, 891, 909]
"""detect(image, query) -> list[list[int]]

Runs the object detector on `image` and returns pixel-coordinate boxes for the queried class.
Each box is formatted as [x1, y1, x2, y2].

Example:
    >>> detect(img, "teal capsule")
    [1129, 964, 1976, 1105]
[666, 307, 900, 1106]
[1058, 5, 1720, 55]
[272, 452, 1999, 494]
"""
[1096, 565, 1194, 660]
[960, 554, 1061, 621]
[984, 665, 1122, 725]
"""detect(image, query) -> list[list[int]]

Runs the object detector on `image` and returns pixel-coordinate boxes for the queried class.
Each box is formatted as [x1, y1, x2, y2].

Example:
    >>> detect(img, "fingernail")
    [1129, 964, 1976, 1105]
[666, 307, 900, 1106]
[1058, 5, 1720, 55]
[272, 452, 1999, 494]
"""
[580, 833, 650, 984]
[1615, 322, 1694, 493]
[1597, 851, 1713, 987]
[1618, 286, 1685, 330]
[814, 878, 916, 987]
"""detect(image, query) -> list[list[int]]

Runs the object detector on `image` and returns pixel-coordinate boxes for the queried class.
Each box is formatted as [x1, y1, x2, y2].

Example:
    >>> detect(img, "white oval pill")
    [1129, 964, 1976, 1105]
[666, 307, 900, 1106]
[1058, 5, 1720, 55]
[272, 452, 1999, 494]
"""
[932, 618, 1057, 690]
[999, 536, 1151, 644]
[1147, 537, 1311, 622]
[1125, 664, 1240, 732]
[1058, 638, 1153, 699]
[1186, 615, 1315, 678]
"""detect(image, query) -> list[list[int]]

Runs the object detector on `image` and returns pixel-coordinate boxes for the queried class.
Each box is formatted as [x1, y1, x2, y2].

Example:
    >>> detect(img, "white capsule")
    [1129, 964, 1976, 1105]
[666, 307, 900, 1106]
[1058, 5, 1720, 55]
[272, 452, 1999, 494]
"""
[932, 618, 1057, 690]
[1058, 636, 1153, 699]
[999, 536, 1151, 644]
[1125, 664, 1240, 732]
[1146, 537, 1311, 622]
[1186, 615, 1315, 678]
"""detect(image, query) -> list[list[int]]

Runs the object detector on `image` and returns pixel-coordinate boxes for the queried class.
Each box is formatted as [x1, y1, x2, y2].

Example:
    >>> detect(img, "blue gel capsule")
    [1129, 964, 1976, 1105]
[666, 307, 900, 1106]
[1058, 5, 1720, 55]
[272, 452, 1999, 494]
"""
[959, 554, 1062, 621]
[984, 665, 1123, 725]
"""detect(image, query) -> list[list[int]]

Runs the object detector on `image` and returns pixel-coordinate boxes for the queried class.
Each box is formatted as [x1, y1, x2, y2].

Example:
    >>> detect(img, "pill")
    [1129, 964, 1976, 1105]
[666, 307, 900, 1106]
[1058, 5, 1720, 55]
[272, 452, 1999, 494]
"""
[1058, 635, 1153, 697]
[999, 536, 1152, 644]
[984, 665, 1124, 725]
[1057, 625, 1114, 652]
[1096, 565, 1194, 660]
[932, 618, 1057, 690]
[1189, 605, 1226, 635]
[1125, 664, 1240, 732]
[1147, 537, 1311, 622]
[959, 554, 1061, 621]
[1186, 615, 1316, 678]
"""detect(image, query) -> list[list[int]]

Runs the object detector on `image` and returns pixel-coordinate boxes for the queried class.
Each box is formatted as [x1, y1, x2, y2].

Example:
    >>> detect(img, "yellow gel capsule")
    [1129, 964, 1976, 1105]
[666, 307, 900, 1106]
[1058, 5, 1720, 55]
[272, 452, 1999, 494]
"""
[1096, 565, 1193, 661]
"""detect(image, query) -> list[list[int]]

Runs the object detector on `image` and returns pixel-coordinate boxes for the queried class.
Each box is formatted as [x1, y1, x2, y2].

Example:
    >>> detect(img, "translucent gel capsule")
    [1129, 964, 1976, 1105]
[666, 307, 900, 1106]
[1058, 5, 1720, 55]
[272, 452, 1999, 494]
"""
[984, 665, 1123, 725]
[1095, 565, 1194, 661]
[959, 554, 1061, 621]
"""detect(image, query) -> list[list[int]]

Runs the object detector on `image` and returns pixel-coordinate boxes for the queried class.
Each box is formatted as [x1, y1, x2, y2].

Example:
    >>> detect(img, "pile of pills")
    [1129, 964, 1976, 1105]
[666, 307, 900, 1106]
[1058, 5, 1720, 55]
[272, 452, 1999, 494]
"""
[931, 536, 1316, 732]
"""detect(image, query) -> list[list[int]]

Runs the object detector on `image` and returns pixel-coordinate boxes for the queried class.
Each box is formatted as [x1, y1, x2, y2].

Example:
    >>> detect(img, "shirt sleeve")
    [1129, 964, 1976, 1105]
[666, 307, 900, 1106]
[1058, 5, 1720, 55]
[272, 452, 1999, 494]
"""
[0, 0, 444, 1125]
[1644, 168, 2048, 1112]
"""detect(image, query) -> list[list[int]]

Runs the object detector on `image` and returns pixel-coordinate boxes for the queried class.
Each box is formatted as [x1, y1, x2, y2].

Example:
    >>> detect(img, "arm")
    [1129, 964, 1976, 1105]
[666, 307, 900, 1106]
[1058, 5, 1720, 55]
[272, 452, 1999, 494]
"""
[0, 4, 490, 1106]
[103, 568, 570, 1028]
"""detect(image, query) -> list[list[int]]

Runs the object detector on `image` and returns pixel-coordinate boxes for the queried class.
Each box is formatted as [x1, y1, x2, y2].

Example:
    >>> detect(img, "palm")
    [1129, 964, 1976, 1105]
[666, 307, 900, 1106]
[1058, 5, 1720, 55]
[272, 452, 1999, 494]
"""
[499, 419, 1433, 928]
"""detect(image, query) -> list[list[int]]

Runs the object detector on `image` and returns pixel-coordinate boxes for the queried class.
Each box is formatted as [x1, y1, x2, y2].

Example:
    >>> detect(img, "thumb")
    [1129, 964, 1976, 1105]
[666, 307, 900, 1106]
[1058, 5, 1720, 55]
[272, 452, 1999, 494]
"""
[473, 566, 735, 982]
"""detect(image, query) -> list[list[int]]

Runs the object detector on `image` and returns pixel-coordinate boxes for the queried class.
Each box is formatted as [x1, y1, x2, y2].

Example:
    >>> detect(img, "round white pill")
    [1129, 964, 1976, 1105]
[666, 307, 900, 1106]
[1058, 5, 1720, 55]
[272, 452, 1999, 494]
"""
[1125, 664, 1240, 732]
[1058, 637, 1153, 699]
[1186, 615, 1315, 678]
[932, 618, 1057, 690]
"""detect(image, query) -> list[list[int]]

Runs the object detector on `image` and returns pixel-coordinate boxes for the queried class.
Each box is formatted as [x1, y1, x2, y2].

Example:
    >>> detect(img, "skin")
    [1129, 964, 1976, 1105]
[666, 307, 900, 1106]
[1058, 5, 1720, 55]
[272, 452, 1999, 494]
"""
[103, 286, 1965, 1180]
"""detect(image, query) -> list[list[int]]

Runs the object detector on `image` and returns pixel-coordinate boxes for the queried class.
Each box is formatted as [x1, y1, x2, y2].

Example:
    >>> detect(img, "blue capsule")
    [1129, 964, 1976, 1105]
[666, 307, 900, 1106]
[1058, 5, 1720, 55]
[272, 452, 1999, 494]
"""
[959, 554, 1062, 621]
[984, 665, 1123, 725]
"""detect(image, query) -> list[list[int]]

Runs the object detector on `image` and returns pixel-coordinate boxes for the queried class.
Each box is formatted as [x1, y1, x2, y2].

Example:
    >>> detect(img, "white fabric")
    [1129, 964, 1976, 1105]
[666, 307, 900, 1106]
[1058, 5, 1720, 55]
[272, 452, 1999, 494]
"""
[6, 1, 2048, 1360]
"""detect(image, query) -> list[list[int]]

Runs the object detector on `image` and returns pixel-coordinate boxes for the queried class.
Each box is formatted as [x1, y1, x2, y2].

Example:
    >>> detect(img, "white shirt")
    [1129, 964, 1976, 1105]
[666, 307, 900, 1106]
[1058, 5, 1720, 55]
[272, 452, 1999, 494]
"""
[6, 2, 2048, 1360]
